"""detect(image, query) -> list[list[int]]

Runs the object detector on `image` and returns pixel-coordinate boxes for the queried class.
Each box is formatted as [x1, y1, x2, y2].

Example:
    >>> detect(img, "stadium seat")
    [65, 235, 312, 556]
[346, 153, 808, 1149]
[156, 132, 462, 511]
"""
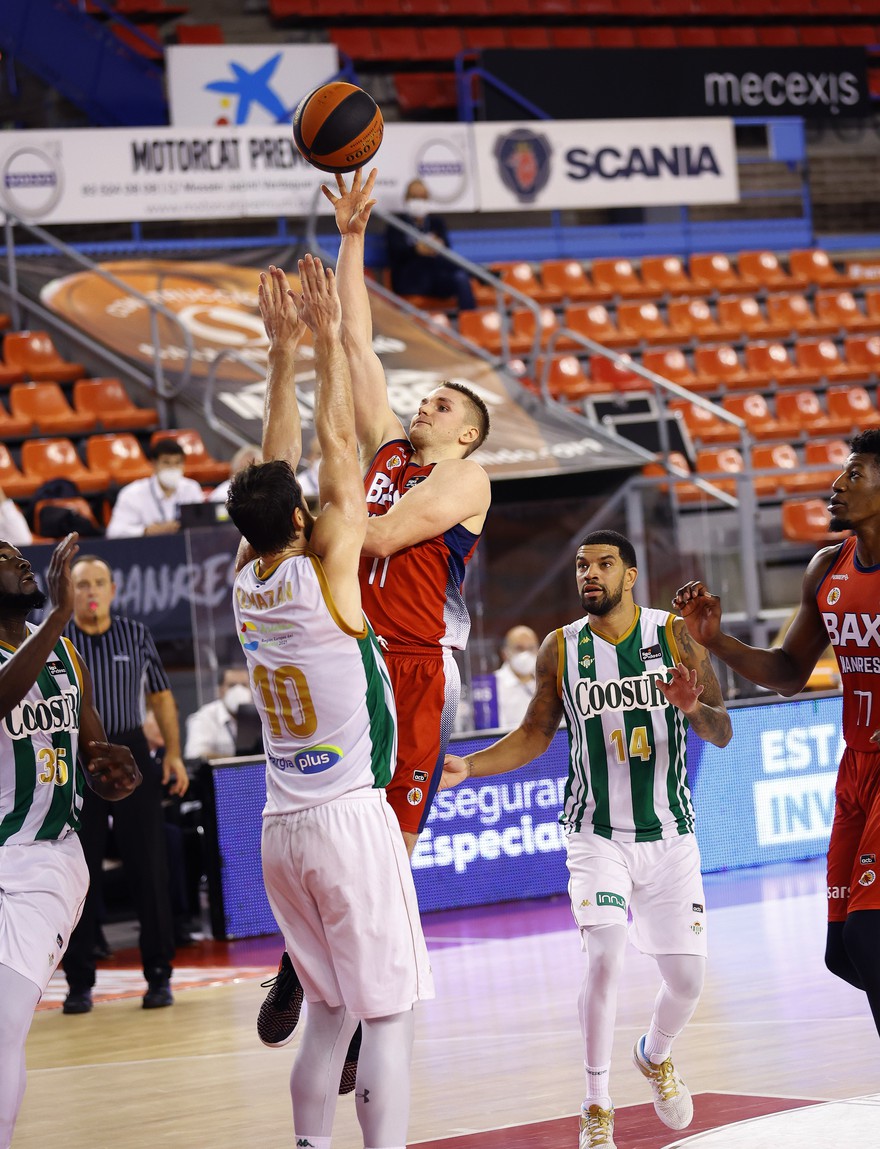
[0, 444, 39, 498]
[765, 293, 830, 336]
[615, 301, 677, 345]
[458, 308, 532, 356]
[775, 390, 853, 438]
[589, 353, 645, 392]
[639, 256, 697, 298]
[667, 298, 723, 342]
[826, 385, 880, 432]
[693, 344, 754, 390]
[463, 25, 508, 48]
[789, 248, 854, 288]
[549, 26, 592, 46]
[556, 304, 631, 350]
[394, 73, 457, 114]
[0, 397, 35, 440]
[738, 250, 805, 292]
[844, 334, 880, 377]
[20, 438, 109, 494]
[716, 296, 788, 340]
[494, 261, 559, 305]
[799, 25, 840, 46]
[751, 443, 803, 497]
[794, 339, 866, 381]
[642, 348, 707, 393]
[635, 25, 677, 46]
[797, 438, 850, 494]
[720, 393, 800, 441]
[535, 355, 606, 401]
[73, 378, 159, 431]
[675, 447, 745, 503]
[86, 433, 154, 486]
[33, 498, 102, 538]
[689, 253, 743, 295]
[3, 331, 85, 382]
[0, 354, 26, 387]
[668, 398, 740, 444]
[540, 260, 602, 304]
[594, 26, 637, 47]
[9, 382, 96, 437]
[175, 22, 224, 42]
[418, 26, 466, 58]
[863, 291, 880, 328]
[511, 307, 559, 351]
[330, 28, 382, 62]
[641, 450, 693, 495]
[590, 258, 652, 299]
[757, 25, 800, 45]
[744, 341, 818, 387]
[148, 429, 231, 484]
[781, 498, 849, 543]
[814, 290, 873, 333]
[718, 25, 759, 45]
[507, 25, 552, 46]
[678, 26, 718, 46]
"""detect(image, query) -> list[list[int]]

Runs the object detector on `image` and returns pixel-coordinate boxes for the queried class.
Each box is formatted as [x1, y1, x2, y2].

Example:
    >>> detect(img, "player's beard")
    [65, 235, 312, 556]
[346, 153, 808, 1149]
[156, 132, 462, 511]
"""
[582, 573, 625, 617]
[829, 510, 851, 532]
[0, 586, 47, 614]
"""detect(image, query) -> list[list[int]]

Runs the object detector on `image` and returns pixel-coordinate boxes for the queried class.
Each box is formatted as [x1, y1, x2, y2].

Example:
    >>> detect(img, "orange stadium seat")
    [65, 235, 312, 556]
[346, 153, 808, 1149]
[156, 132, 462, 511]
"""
[73, 378, 159, 431]
[689, 253, 743, 295]
[417, 26, 466, 58]
[642, 349, 707, 393]
[556, 304, 631, 350]
[794, 339, 866, 382]
[86, 434, 153, 486]
[149, 429, 229, 484]
[9, 381, 96, 437]
[718, 25, 759, 45]
[693, 344, 754, 390]
[0, 444, 39, 499]
[458, 308, 532, 356]
[330, 28, 381, 62]
[639, 256, 698, 298]
[844, 334, 880, 376]
[744, 341, 819, 387]
[798, 438, 850, 494]
[775, 390, 854, 438]
[535, 355, 605, 401]
[739, 250, 806, 292]
[751, 443, 803, 497]
[676, 447, 745, 503]
[814, 290, 874, 333]
[668, 398, 739, 444]
[494, 261, 549, 303]
[175, 22, 224, 43]
[0, 353, 26, 387]
[863, 291, 880, 328]
[589, 353, 645, 392]
[765, 293, 830, 336]
[507, 25, 552, 47]
[790, 248, 854, 288]
[757, 26, 800, 45]
[540, 260, 602, 304]
[641, 450, 693, 495]
[463, 26, 508, 48]
[511, 307, 559, 351]
[3, 331, 85, 382]
[678, 26, 718, 46]
[667, 298, 723, 343]
[781, 498, 849, 543]
[716, 296, 788, 340]
[615, 301, 678, 345]
[21, 438, 109, 494]
[0, 397, 35, 440]
[394, 73, 457, 114]
[826, 385, 880, 432]
[721, 393, 800, 440]
[590, 258, 652, 299]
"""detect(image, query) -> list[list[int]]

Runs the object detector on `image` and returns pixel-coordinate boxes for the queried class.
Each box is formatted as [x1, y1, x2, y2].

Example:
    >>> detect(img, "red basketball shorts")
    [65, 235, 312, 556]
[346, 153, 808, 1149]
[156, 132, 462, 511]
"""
[826, 746, 880, 921]
[383, 647, 460, 835]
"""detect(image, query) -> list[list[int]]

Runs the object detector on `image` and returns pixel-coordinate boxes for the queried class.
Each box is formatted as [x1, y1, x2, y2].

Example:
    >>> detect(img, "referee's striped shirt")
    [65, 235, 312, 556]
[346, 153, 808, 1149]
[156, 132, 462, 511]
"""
[65, 615, 171, 738]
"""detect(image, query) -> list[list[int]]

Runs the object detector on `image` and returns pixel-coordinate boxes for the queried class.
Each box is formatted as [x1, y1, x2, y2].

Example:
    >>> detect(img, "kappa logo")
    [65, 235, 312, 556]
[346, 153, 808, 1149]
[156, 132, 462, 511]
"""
[639, 644, 663, 662]
[407, 787, 423, 806]
[861, 853, 876, 865]
[296, 1140, 317, 1148]
[579, 898, 592, 908]
[413, 770, 429, 782]
[859, 869, 876, 887]
[596, 891, 626, 911]
[827, 587, 841, 606]
[494, 128, 552, 203]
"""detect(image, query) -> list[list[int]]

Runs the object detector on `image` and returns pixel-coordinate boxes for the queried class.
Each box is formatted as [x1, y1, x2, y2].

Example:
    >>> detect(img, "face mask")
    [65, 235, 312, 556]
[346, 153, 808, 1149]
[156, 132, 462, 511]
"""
[508, 650, 537, 678]
[223, 684, 252, 716]
[406, 197, 432, 218]
[156, 467, 182, 492]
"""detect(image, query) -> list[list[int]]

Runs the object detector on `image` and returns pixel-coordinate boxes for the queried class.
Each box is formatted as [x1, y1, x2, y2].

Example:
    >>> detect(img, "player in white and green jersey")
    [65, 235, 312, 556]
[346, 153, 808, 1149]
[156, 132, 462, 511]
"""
[442, 531, 732, 1149]
[0, 533, 140, 1149]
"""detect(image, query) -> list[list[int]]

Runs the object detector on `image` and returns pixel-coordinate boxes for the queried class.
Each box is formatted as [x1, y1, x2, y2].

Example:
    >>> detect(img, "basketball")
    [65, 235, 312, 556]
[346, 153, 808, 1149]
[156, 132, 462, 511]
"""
[292, 81, 384, 174]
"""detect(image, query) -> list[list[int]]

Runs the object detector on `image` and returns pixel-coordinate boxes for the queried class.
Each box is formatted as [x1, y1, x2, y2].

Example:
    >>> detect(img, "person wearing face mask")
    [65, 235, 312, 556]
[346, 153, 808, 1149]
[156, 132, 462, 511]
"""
[386, 178, 477, 312]
[184, 667, 253, 761]
[494, 625, 540, 729]
[105, 438, 204, 539]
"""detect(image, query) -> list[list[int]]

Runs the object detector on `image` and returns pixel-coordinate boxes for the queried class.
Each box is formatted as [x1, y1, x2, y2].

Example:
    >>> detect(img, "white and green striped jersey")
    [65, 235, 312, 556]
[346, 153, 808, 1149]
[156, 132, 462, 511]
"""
[558, 606, 693, 841]
[0, 632, 84, 846]
[233, 551, 397, 815]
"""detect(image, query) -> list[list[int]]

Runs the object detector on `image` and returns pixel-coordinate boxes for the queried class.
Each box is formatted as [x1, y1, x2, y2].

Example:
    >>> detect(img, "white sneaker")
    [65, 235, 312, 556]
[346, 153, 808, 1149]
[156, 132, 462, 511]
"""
[579, 1103, 617, 1148]
[632, 1034, 694, 1130]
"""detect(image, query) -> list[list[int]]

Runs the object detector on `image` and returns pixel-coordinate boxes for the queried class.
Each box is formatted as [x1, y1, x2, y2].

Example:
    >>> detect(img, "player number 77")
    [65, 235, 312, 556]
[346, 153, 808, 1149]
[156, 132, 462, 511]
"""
[854, 689, 873, 727]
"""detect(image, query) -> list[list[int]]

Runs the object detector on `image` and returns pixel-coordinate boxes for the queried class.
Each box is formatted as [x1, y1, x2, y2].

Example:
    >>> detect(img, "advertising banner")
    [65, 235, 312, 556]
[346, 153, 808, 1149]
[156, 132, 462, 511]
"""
[471, 118, 738, 212]
[0, 123, 477, 225]
[482, 47, 870, 121]
[166, 44, 338, 127]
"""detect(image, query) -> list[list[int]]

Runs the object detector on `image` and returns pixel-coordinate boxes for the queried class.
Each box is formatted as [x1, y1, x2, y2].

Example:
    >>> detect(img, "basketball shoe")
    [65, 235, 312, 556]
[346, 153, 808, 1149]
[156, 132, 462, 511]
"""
[257, 951, 303, 1047]
[579, 1103, 616, 1148]
[632, 1035, 693, 1129]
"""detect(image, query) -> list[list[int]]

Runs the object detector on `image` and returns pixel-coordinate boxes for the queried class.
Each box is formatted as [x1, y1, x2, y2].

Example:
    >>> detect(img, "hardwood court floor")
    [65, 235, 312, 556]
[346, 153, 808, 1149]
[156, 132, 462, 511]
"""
[16, 859, 879, 1149]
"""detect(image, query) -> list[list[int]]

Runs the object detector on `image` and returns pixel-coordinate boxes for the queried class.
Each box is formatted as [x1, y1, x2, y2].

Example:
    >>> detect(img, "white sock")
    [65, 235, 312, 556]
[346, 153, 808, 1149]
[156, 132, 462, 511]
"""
[644, 1025, 676, 1065]
[294, 1138, 331, 1149]
[585, 1062, 612, 1111]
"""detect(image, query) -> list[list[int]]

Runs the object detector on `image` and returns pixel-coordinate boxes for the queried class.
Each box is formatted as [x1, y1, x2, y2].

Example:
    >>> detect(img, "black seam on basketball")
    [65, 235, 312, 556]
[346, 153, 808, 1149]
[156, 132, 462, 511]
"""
[309, 90, 379, 157]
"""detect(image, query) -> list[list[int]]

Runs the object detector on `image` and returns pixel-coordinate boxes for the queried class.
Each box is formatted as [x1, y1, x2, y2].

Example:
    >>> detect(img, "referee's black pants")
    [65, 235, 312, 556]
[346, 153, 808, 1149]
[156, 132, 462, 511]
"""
[63, 730, 175, 990]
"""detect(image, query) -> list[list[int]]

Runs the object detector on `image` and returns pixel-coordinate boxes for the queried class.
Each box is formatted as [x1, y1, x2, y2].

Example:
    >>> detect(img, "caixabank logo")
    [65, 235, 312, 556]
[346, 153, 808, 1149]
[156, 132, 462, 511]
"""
[0, 143, 63, 220]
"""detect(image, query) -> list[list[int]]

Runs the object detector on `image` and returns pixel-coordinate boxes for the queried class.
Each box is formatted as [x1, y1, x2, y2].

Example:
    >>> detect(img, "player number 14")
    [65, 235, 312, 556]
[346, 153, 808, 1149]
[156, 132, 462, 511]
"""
[610, 726, 652, 765]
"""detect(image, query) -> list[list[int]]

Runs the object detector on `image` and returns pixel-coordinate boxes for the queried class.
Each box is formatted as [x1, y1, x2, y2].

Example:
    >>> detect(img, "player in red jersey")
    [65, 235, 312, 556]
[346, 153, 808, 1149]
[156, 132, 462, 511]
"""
[672, 428, 880, 1037]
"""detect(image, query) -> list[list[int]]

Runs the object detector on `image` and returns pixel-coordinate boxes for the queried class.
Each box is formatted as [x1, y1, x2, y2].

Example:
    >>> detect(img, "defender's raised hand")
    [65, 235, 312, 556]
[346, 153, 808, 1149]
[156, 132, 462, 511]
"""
[321, 167, 378, 237]
[672, 579, 723, 647]
[259, 265, 306, 351]
[294, 254, 343, 336]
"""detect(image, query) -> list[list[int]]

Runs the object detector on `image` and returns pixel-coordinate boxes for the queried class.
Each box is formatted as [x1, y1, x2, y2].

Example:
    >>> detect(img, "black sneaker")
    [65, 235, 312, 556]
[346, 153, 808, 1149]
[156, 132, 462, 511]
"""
[257, 951, 303, 1048]
[62, 989, 93, 1015]
[339, 1023, 361, 1095]
[143, 979, 173, 1009]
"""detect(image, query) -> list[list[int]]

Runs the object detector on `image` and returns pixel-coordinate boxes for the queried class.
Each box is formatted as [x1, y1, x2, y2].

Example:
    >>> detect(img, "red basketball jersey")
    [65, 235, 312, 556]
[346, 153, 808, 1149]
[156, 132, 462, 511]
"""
[818, 535, 880, 751]
[360, 439, 481, 651]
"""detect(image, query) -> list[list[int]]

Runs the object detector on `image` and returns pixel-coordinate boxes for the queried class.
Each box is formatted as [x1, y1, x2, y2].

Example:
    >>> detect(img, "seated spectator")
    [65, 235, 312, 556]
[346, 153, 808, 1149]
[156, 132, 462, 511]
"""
[0, 486, 32, 546]
[494, 625, 540, 728]
[209, 443, 261, 504]
[387, 178, 476, 311]
[105, 438, 203, 538]
[184, 667, 253, 761]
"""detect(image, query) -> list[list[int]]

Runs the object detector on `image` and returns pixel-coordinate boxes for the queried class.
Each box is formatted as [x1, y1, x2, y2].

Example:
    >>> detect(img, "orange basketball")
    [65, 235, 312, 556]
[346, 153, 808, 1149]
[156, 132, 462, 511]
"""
[292, 81, 384, 174]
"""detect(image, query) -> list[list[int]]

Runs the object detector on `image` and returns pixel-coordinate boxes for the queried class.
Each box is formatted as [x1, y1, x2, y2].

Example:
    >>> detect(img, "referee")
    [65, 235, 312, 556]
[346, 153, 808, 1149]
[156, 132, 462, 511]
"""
[61, 555, 189, 1013]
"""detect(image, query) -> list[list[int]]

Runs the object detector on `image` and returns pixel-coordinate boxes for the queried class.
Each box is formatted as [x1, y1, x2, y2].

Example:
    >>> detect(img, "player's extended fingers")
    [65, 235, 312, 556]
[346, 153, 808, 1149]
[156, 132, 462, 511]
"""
[320, 183, 339, 206]
[362, 168, 377, 197]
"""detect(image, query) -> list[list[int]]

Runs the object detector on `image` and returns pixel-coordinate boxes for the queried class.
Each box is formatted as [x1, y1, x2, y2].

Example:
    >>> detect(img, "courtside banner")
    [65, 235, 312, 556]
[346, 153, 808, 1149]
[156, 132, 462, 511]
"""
[472, 118, 738, 212]
[482, 47, 870, 121]
[166, 44, 338, 127]
[0, 123, 478, 224]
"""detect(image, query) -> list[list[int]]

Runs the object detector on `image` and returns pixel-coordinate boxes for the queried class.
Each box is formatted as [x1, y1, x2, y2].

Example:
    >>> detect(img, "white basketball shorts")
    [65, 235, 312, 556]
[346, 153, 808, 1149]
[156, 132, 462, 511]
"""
[566, 830, 707, 957]
[0, 832, 89, 993]
[262, 788, 435, 1019]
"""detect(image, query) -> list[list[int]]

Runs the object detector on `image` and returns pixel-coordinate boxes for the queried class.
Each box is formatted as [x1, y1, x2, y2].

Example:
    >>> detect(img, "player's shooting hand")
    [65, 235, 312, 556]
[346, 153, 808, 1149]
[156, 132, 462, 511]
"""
[439, 753, 471, 790]
[656, 663, 704, 716]
[294, 254, 343, 336]
[259, 265, 307, 351]
[85, 741, 142, 799]
[46, 532, 80, 621]
[321, 168, 377, 237]
[672, 580, 722, 646]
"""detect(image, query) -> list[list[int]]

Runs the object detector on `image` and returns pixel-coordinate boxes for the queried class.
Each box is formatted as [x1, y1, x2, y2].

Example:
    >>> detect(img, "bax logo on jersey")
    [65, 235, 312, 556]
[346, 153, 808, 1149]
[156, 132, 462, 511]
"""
[3, 686, 78, 739]
[575, 670, 670, 718]
[821, 611, 880, 648]
[268, 745, 342, 774]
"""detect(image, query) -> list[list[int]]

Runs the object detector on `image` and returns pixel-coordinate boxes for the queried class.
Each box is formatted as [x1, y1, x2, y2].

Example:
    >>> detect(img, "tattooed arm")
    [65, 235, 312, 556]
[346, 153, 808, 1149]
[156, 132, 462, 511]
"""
[656, 619, 733, 748]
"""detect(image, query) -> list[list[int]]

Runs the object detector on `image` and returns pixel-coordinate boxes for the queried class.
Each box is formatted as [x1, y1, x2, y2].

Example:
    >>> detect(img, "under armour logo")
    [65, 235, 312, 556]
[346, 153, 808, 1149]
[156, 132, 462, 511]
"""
[356, 1088, 370, 1103]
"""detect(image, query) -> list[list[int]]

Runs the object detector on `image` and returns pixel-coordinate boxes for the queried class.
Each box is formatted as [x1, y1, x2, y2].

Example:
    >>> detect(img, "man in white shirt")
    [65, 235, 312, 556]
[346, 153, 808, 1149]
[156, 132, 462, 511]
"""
[105, 439, 203, 538]
[183, 667, 252, 760]
[0, 487, 31, 546]
[493, 625, 540, 729]
[209, 444, 262, 505]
